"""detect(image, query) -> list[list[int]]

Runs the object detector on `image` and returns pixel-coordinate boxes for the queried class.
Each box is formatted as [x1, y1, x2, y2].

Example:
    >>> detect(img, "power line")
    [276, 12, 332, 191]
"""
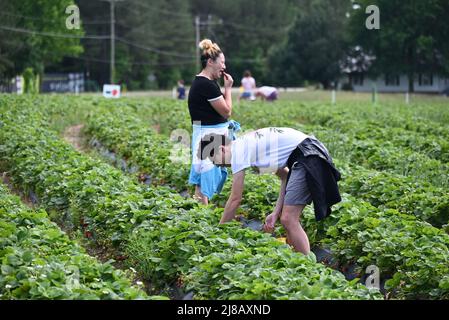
[128, 1, 193, 19]
[221, 20, 294, 36]
[116, 6, 195, 43]
[0, 24, 196, 59]
[115, 21, 195, 43]
[0, 11, 110, 25]
[116, 37, 196, 58]
[81, 21, 112, 25]
[66, 55, 195, 66]
[0, 24, 265, 64]
[0, 11, 54, 21]
[0, 25, 110, 39]
[227, 57, 268, 63]
[120, 4, 192, 22]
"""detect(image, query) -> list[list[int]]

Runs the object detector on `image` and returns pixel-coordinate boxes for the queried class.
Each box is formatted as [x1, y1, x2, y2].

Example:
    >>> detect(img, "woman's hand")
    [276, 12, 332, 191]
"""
[223, 72, 234, 89]
[263, 212, 279, 233]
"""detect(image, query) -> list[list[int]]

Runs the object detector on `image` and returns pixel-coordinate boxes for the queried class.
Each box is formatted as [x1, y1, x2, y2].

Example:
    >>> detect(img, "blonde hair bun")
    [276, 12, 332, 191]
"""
[199, 39, 214, 50]
[199, 39, 222, 59]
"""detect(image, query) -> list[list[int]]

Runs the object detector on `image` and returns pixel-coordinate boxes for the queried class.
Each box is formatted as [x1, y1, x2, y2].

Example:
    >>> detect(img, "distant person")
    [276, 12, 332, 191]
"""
[187, 38, 240, 205]
[255, 86, 278, 102]
[177, 80, 186, 99]
[238, 70, 256, 102]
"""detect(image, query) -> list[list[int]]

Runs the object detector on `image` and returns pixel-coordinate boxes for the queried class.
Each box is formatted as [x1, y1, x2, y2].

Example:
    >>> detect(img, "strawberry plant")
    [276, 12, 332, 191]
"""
[0, 184, 148, 300]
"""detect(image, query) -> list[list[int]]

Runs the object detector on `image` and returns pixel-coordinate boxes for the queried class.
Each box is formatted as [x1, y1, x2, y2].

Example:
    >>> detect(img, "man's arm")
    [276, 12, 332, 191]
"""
[264, 167, 289, 232]
[273, 167, 289, 214]
[220, 170, 245, 224]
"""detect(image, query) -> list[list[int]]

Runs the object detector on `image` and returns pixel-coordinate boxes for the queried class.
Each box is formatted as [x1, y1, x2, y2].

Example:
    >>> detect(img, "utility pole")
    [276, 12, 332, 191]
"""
[102, 0, 123, 84]
[207, 14, 212, 36]
[195, 15, 223, 72]
[195, 15, 200, 72]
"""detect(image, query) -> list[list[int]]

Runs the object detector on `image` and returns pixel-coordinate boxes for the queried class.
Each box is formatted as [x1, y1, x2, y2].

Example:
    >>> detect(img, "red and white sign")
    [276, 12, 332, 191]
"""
[103, 84, 121, 98]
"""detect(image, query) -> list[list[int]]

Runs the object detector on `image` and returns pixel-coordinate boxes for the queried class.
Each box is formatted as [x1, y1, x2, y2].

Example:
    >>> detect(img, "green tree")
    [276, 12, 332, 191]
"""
[269, 0, 352, 88]
[189, 0, 296, 85]
[349, 0, 449, 92]
[74, 0, 195, 89]
[0, 0, 84, 82]
[18, 0, 298, 90]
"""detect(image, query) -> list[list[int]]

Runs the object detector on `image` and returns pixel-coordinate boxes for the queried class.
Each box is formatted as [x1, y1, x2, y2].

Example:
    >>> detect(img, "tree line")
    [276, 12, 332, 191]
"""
[0, 0, 448, 91]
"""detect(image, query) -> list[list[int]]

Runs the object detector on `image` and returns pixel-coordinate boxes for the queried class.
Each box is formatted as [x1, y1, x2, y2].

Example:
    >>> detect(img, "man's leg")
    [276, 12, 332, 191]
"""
[280, 205, 310, 255]
[194, 185, 209, 205]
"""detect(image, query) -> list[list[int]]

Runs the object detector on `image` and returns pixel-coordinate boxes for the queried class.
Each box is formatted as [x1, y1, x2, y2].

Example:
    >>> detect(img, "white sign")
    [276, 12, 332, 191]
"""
[103, 84, 121, 98]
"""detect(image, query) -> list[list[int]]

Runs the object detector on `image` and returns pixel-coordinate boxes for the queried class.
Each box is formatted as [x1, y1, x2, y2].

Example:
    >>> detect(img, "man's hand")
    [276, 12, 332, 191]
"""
[263, 212, 279, 233]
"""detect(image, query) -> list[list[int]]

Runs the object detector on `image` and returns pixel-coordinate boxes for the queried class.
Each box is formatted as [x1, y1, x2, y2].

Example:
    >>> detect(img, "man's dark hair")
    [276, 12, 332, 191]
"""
[197, 134, 231, 161]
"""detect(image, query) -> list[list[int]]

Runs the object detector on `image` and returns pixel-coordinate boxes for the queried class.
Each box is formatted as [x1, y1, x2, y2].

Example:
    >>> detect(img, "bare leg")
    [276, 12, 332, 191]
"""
[194, 185, 209, 205]
[280, 205, 310, 255]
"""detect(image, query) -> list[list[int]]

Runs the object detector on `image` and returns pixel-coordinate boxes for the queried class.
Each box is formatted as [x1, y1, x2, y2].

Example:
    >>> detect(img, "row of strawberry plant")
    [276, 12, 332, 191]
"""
[217, 163, 449, 230]
[133, 98, 449, 142]
[329, 119, 448, 163]
[88, 96, 448, 170]
[9, 96, 444, 298]
[130, 100, 449, 188]
[84, 108, 190, 191]
[0, 101, 378, 299]
[290, 101, 449, 143]
[304, 124, 449, 189]
[84, 107, 449, 228]
[303, 196, 449, 299]
[82, 106, 449, 299]
[336, 162, 449, 228]
[0, 183, 148, 300]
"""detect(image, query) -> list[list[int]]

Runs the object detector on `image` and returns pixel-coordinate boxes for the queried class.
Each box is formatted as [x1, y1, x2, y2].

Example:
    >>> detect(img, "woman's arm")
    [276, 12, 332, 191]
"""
[210, 96, 232, 119]
[210, 72, 233, 119]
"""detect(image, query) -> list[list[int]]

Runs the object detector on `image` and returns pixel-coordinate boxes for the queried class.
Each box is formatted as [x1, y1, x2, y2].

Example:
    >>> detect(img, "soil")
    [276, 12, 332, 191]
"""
[1, 172, 36, 209]
[152, 124, 161, 134]
[63, 124, 86, 152]
[60, 124, 178, 298]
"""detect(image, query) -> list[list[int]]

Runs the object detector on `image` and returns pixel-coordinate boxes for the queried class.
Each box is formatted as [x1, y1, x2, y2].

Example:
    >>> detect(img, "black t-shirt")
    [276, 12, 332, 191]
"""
[188, 76, 227, 125]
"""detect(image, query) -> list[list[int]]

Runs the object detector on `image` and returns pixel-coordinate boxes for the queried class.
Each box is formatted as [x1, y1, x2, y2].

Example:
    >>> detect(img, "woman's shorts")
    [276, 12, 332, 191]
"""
[240, 92, 252, 99]
[284, 162, 312, 206]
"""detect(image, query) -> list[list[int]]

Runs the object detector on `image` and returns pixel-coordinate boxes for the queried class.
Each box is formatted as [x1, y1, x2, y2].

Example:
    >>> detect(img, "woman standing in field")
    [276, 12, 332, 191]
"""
[187, 39, 239, 204]
[238, 70, 256, 102]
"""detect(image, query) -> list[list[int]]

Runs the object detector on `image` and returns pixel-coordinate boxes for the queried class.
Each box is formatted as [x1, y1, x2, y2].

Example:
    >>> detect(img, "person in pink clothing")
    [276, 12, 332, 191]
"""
[238, 70, 256, 102]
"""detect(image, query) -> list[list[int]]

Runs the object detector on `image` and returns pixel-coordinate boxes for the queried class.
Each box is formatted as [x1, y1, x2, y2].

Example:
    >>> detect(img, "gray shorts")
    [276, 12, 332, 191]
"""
[284, 162, 312, 206]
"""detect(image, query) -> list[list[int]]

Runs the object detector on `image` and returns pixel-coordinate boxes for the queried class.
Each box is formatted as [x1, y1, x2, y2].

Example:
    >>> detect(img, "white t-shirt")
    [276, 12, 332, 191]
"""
[231, 128, 309, 174]
[241, 77, 256, 92]
[258, 86, 277, 97]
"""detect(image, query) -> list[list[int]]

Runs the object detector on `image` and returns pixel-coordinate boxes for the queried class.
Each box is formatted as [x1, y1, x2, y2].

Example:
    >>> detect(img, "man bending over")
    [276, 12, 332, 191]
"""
[198, 127, 341, 255]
